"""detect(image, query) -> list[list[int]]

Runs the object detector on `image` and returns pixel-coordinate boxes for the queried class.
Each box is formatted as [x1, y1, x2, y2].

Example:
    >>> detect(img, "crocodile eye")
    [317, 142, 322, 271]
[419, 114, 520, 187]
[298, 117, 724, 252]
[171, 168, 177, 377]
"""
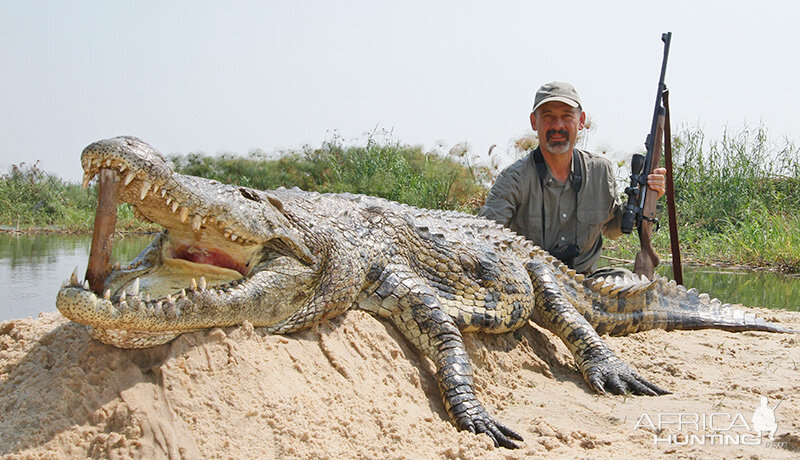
[239, 188, 261, 202]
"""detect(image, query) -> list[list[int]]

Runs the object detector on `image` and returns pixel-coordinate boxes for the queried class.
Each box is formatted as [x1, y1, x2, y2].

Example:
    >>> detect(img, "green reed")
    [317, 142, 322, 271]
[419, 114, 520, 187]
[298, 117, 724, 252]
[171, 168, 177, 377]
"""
[611, 124, 800, 270]
[170, 134, 488, 213]
[0, 161, 153, 232]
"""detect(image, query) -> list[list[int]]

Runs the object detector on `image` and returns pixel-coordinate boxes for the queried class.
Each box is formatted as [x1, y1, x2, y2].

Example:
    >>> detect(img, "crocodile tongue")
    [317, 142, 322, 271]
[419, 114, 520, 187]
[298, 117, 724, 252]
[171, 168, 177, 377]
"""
[86, 169, 120, 294]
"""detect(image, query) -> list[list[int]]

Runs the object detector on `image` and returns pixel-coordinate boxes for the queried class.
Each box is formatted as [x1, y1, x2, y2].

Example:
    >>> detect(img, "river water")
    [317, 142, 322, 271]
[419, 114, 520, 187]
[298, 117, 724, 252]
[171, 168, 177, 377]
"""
[1, 233, 798, 322]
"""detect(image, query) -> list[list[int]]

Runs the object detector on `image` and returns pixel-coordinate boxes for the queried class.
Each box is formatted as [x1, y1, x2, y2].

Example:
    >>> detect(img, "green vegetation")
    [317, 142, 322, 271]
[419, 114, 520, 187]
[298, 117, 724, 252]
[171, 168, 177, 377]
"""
[0, 161, 154, 232]
[608, 124, 800, 271]
[1, 125, 798, 271]
[170, 136, 491, 213]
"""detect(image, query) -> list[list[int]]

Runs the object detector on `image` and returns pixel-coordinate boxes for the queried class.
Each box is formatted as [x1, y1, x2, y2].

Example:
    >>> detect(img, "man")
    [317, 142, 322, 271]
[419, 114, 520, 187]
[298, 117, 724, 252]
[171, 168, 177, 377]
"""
[479, 81, 666, 274]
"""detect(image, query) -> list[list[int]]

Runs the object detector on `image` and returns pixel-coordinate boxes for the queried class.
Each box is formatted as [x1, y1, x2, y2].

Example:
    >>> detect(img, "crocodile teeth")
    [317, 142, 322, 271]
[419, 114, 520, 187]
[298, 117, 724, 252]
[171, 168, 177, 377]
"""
[139, 181, 151, 200]
[192, 215, 202, 231]
[179, 207, 189, 223]
[145, 293, 151, 302]
[82, 173, 92, 189]
[166, 294, 172, 303]
[119, 164, 127, 173]
[165, 196, 172, 205]
[130, 278, 140, 296]
[160, 188, 166, 197]
[83, 280, 90, 290]
[180, 289, 186, 298]
[124, 172, 136, 186]
[70, 266, 80, 285]
[152, 183, 159, 194]
[61, 280, 68, 288]
[230, 234, 238, 241]
[190, 278, 198, 290]
[172, 202, 179, 213]
[199, 277, 207, 291]
[120, 291, 127, 301]
[103, 290, 111, 300]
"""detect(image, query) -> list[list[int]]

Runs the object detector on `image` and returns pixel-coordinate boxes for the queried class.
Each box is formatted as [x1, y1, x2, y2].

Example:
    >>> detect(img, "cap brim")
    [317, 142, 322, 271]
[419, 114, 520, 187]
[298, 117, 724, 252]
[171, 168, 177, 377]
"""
[533, 96, 580, 113]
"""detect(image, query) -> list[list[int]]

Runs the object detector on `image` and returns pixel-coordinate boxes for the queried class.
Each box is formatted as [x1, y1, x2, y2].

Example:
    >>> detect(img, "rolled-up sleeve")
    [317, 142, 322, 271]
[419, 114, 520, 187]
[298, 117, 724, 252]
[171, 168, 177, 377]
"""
[478, 166, 523, 227]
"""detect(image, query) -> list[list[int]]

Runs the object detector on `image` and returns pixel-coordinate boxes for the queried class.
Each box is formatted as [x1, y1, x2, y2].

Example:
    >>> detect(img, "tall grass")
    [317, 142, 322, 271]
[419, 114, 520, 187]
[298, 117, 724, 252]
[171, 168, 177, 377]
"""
[611, 124, 800, 270]
[0, 161, 152, 232]
[171, 135, 489, 213]
[671, 125, 799, 232]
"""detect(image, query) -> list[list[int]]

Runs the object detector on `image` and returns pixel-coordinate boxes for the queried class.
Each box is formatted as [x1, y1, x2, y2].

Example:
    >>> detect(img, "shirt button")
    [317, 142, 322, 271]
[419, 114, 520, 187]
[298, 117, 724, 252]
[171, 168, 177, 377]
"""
[560, 236, 566, 241]
[561, 213, 567, 218]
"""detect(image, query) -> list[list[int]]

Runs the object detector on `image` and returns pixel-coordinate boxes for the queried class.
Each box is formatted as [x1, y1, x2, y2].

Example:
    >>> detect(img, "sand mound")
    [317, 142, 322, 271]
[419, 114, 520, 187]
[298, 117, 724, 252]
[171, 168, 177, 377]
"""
[1, 309, 799, 459]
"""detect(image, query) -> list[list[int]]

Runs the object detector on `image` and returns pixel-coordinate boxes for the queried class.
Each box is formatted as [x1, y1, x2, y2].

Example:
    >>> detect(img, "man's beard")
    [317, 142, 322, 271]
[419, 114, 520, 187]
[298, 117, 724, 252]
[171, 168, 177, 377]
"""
[545, 129, 571, 155]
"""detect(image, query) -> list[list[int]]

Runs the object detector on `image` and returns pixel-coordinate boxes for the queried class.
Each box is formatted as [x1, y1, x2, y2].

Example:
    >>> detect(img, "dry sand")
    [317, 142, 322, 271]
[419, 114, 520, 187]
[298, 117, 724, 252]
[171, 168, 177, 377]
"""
[1, 307, 799, 459]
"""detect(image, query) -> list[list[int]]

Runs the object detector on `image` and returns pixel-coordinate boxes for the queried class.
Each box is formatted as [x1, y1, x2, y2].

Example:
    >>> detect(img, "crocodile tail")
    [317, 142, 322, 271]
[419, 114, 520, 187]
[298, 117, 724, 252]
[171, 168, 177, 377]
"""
[565, 272, 796, 336]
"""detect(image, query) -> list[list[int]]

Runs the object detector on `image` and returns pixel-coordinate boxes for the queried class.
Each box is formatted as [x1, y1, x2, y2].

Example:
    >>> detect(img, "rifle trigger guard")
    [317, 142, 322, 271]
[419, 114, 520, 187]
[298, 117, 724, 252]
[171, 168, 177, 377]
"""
[642, 216, 660, 232]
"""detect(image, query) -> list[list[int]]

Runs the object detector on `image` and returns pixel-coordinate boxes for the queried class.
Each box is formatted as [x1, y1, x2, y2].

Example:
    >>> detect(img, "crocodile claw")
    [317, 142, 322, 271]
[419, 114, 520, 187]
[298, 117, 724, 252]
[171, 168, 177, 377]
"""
[583, 355, 670, 396]
[456, 407, 524, 449]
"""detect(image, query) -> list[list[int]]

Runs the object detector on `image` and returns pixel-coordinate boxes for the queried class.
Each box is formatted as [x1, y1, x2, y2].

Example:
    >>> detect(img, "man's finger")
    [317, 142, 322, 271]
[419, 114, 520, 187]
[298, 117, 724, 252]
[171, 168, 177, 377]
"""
[646, 173, 666, 199]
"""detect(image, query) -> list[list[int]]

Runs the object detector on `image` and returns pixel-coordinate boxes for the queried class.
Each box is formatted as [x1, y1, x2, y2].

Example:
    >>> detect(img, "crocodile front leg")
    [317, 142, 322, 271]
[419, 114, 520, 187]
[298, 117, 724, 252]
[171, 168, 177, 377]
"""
[526, 260, 669, 396]
[360, 265, 523, 449]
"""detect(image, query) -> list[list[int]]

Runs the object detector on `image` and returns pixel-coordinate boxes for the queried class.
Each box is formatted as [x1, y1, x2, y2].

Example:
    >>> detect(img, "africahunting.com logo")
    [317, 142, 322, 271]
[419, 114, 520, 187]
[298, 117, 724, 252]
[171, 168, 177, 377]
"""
[634, 396, 787, 447]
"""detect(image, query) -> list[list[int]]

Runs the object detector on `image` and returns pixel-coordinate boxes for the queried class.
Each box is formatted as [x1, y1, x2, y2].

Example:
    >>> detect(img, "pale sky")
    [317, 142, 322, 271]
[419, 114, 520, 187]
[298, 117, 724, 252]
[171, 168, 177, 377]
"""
[2, 1, 798, 183]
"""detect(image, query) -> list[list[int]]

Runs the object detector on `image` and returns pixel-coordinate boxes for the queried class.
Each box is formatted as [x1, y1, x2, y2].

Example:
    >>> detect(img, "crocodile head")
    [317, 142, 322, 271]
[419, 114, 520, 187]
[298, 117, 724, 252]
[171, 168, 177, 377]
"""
[56, 136, 317, 348]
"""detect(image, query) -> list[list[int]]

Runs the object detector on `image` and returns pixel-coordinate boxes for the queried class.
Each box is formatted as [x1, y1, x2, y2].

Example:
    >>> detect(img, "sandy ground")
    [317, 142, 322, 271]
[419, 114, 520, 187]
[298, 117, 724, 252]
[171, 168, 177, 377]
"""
[1, 306, 798, 459]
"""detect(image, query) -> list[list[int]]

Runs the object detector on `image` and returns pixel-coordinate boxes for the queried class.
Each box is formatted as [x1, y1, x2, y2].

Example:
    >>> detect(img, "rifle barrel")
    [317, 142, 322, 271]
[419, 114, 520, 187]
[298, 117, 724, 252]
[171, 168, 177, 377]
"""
[638, 31, 672, 211]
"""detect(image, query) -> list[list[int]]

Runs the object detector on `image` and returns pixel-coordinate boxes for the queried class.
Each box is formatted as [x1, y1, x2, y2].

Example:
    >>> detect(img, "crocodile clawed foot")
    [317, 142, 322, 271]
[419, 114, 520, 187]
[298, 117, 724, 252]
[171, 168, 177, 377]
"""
[583, 355, 671, 396]
[456, 408, 524, 449]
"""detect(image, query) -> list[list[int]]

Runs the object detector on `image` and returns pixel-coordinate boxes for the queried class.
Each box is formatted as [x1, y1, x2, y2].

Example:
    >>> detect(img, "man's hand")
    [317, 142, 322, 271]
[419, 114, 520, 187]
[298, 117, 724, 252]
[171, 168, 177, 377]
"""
[647, 167, 667, 199]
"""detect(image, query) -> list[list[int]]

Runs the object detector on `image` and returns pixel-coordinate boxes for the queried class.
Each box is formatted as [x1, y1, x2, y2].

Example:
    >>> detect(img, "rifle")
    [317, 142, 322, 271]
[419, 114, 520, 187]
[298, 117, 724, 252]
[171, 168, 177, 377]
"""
[621, 32, 682, 283]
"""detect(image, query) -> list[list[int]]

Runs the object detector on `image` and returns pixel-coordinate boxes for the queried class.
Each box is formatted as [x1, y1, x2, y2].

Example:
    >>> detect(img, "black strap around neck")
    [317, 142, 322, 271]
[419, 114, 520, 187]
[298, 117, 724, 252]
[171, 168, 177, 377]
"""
[531, 147, 583, 192]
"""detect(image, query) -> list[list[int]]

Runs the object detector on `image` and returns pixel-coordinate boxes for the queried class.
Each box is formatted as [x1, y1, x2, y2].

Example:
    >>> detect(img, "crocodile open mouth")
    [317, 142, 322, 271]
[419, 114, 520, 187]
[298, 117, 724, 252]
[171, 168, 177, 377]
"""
[52, 137, 322, 349]
[55, 136, 320, 348]
[81, 166, 250, 304]
[57, 137, 279, 329]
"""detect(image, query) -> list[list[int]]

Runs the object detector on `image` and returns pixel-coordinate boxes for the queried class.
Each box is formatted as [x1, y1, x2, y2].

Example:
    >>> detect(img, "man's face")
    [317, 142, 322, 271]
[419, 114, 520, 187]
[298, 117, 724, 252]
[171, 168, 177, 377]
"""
[530, 101, 586, 156]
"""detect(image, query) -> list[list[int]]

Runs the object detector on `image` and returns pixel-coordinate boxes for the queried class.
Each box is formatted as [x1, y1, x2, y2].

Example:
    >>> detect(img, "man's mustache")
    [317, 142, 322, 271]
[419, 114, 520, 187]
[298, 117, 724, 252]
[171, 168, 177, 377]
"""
[546, 129, 569, 142]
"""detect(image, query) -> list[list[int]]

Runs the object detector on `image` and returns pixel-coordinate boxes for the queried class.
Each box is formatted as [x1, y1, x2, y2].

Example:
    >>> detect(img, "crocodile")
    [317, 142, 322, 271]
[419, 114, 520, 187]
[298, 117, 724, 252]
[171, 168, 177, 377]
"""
[56, 136, 795, 449]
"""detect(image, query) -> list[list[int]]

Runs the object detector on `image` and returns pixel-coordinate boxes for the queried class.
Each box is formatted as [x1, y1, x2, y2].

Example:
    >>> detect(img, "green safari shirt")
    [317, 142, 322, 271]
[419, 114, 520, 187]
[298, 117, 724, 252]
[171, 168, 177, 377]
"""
[478, 148, 623, 274]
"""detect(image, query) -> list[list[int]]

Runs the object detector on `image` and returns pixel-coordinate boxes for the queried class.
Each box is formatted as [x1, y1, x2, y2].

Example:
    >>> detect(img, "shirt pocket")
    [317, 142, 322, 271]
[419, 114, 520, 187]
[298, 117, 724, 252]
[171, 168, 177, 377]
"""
[576, 209, 609, 252]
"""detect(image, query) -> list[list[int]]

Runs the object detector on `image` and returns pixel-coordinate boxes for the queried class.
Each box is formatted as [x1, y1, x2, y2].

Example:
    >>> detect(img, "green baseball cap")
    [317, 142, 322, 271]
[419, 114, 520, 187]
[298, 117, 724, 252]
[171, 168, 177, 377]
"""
[532, 81, 582, 113]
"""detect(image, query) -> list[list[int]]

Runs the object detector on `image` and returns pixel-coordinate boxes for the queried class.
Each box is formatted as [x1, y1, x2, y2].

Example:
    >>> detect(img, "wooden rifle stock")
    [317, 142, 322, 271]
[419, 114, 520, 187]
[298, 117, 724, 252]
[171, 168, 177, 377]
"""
[633, 113, 664, 279]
